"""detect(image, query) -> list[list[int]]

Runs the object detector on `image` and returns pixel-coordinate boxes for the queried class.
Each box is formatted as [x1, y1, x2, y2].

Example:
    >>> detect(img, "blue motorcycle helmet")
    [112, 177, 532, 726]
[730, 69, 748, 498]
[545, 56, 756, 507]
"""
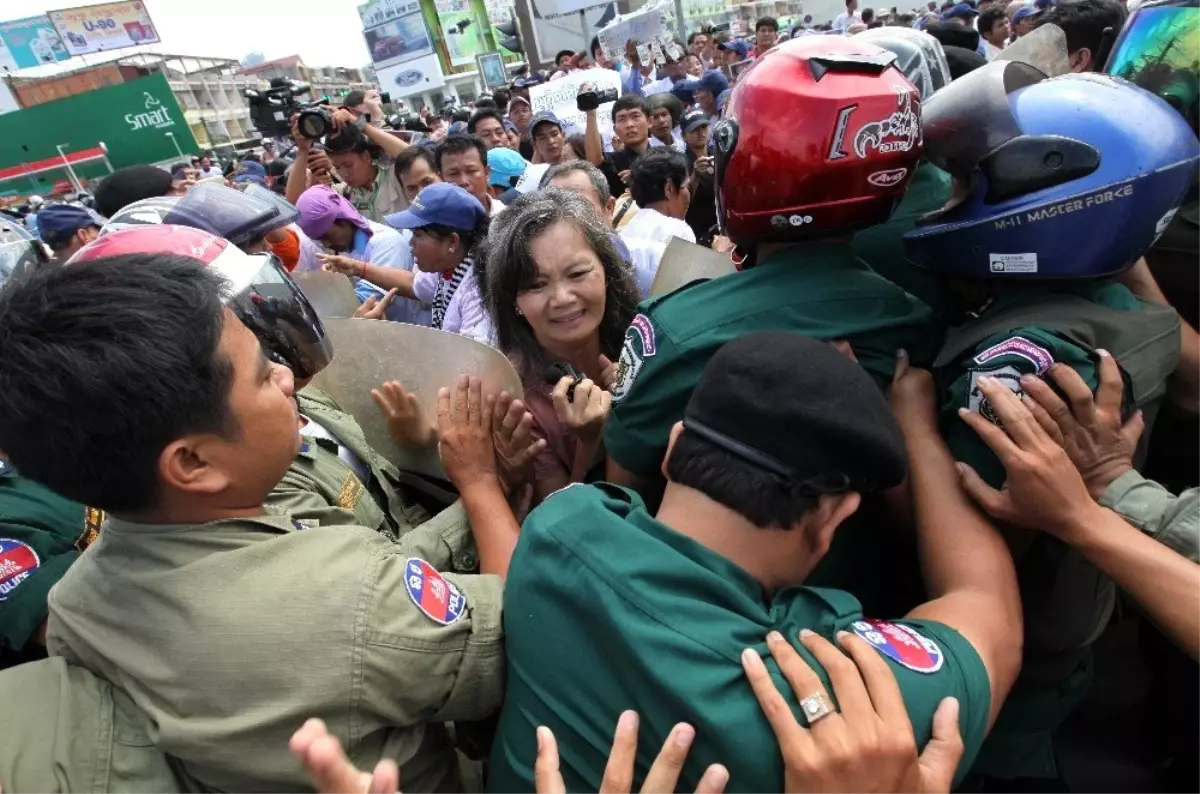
[904, 60, 1200, 279]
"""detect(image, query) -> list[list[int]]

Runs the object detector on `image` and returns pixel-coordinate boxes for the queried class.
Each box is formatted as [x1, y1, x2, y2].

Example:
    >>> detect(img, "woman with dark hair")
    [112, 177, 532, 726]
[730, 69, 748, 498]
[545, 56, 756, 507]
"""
[486, 189, 640, 502]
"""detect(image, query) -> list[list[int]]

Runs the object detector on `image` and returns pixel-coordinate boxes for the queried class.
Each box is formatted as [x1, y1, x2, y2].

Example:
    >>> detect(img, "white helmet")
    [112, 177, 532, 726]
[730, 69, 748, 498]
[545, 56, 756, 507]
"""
[28, 195, 44, 209]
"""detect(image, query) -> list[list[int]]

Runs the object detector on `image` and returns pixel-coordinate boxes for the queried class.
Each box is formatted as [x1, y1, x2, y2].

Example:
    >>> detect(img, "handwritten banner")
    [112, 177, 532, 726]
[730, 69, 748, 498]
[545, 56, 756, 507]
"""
[529, 68, 622, 140]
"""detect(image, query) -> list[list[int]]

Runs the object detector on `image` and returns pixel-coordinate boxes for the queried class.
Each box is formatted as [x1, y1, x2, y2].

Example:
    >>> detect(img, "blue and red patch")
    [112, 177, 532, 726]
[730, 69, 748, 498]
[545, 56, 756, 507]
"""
[404, 558, 467, 626]
[852, 619, 944, 674]
[0, 538, 40, 602]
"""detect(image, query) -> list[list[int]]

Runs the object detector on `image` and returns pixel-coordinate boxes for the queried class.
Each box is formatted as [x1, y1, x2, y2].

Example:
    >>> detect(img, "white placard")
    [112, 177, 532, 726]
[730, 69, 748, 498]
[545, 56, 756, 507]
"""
[596, 5, 667, 60]
[529, 68, 622, 141]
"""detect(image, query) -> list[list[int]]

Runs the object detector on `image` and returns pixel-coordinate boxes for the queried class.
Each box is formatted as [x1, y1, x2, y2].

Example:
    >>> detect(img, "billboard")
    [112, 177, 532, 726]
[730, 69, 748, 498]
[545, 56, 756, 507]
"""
[434, 0, 490, 67]
[376, 53, 446, 99]
[0, 15, 71, 71]
[48, 1, 160, 57]
[363, 11, 434, 67]
[0, 73, 196, 178]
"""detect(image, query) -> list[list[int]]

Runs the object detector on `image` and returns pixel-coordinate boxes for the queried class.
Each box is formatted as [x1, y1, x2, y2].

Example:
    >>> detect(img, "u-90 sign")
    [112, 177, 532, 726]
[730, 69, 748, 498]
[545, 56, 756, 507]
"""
[48, 1, 161, 57]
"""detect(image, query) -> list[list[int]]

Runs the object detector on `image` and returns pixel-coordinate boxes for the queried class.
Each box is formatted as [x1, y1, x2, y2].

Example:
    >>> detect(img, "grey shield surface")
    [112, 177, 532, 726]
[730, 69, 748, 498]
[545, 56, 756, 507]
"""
[293, 271, 361, 319]
[650, 237, 738, 297]
[995, 23, 1070, 77]
[310, 318, 524, 479]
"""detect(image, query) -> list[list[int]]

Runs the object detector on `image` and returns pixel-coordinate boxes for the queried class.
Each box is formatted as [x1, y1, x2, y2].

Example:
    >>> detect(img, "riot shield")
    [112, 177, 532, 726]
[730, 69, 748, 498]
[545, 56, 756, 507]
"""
[995, 23, 1071, 76]
[308, 318, 523, 479]
[293, 271, 361, 319]
[650, 237, 738, 297]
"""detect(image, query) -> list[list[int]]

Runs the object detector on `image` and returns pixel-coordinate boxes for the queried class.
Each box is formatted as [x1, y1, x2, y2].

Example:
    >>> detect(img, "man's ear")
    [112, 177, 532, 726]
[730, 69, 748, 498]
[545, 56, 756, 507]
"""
[661, 421, 685, 480]
[159, 436, 233, 498]
[605, 197, 617, 216]
[1069, 47, 1092, 73]
[800, 491, 862, 559]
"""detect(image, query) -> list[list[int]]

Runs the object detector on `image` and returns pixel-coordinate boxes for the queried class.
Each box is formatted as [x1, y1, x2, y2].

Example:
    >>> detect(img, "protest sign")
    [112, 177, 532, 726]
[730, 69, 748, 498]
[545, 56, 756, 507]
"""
[529, 68, 621, 139]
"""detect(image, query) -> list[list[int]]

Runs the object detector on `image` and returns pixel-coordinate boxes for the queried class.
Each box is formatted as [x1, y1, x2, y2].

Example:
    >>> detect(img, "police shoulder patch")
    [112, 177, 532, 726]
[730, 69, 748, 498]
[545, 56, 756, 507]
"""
[404, 557, 467, 626]
[852, 619, 944, 674]
[967, 364, 1024, 425]
[972, 335, 1054, 373]
[0, 538, 41, 602]
[611, 315, 657, 404]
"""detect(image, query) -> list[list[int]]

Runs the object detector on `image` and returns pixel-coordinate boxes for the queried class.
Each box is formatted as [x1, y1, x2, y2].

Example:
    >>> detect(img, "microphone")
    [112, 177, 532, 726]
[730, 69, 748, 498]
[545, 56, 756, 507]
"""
[542, 362, 583, 401]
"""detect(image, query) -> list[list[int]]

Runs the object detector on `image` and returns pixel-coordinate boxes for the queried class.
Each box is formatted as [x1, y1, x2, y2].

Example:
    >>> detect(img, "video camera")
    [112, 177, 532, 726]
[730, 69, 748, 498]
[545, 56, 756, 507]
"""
[577, 87, 619, 112]
[244, 78, 334, 140]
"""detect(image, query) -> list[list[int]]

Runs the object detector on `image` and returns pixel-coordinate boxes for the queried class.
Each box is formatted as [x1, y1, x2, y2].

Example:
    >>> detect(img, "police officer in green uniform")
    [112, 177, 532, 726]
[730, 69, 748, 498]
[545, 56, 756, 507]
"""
[902, 61, 1200, 786]
[603, 36, 937, 500]
[0, 230, 518, 792]
[851, 26, 955, 315]
[490, 332, 1021, 792]
[0, 221, 102, 671]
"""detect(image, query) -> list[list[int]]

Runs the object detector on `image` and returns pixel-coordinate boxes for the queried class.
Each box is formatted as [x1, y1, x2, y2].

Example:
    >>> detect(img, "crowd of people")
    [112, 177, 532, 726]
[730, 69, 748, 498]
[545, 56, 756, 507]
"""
[0, 0, 1197, 791]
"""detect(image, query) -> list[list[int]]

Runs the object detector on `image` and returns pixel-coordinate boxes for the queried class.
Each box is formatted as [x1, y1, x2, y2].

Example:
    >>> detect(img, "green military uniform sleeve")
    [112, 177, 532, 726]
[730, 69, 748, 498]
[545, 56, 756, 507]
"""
[605, 311, 701, 479]
[940, 328, 1108, 487]
[1101, 471, 1200, 562]
[0, 657, 179, 792]
[0, 461, 93, 652]
[361, 547, 505, 726]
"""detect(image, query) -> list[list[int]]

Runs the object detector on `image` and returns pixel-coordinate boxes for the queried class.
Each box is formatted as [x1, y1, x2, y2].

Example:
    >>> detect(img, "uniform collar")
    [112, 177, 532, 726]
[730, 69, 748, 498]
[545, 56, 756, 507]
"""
[754, 241, 861, 272]
[103, 507, 304, 534]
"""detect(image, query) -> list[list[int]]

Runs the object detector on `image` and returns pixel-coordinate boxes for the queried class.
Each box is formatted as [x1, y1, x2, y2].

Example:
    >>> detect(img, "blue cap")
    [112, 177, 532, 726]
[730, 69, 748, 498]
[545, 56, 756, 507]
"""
[448, 120, 468, 135]
[234, 160, 268, 186]
[1011, 4, 1042, 23]
[677, 69, 730, 97]
[716, 88, 732, 112]
[503, 118, 519, 134]
[717, 38, 750, 59]
[942, 2, 978, 18]
[38, 204, 102, 247]
[530, 110, 562, 134]
[487, 147, 528, 188]
[385, 182, 487, 232]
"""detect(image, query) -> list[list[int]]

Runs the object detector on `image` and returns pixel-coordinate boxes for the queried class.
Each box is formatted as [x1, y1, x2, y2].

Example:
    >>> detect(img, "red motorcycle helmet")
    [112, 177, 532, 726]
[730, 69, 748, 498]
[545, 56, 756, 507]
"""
[714, 36, 924, 243]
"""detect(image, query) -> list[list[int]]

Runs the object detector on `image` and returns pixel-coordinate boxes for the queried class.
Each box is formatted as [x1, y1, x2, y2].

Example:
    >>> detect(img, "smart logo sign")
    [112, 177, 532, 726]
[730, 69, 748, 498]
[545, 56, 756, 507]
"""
[126, 91, 175, 132]
[0, 73, 197, 174]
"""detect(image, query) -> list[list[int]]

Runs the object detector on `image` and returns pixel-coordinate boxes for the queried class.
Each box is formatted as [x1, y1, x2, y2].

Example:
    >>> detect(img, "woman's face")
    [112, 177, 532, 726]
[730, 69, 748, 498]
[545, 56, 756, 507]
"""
[410, 227, 461, 273]
[515, 221, 608, 349]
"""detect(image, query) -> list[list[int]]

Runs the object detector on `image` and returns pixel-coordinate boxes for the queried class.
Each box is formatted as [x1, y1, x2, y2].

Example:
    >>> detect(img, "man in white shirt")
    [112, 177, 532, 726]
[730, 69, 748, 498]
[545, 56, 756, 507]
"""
[620, 148, 696, 246]
[833, 0, 862, 32]
[196, 155, 224, 179]
[978, 6, 1010, 57]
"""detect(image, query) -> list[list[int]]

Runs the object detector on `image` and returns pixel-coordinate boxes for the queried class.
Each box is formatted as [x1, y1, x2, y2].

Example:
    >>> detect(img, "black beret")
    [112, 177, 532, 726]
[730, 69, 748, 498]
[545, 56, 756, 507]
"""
[94, 165, 174, 218]
[683, 332, 907, 493]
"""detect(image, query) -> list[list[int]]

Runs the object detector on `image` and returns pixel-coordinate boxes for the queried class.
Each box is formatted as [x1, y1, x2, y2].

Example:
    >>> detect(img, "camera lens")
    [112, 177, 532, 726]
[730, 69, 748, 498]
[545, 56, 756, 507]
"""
[299, 111, 328, 140]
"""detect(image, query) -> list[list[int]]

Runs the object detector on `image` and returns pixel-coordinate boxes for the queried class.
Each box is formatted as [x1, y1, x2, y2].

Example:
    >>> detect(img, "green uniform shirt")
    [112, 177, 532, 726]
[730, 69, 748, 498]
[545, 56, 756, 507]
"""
[0, 459, 102, 658]
[271, 388, 458, 555]
[605, 243, 936, 480]
[853, 162, 953, 315]
[489, 484, 991, 793]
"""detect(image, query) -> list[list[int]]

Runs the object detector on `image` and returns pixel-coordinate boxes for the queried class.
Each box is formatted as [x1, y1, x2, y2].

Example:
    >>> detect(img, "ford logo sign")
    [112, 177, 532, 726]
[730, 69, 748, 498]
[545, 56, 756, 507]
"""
[395, 70, 423, 87]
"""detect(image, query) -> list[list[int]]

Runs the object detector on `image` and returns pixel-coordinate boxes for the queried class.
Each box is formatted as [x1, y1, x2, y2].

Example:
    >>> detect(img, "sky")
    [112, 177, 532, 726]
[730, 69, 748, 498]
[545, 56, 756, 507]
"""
[16, 0, 375, 68]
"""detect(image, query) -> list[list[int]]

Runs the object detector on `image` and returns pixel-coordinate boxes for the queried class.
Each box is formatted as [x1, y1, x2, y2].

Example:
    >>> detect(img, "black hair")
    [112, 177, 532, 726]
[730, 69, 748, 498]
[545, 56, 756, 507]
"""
[394, 146, 438, 180]
[646, 93, 684, 127]
[861, 7, 876, 22]
[342, 90, 366, 109]
[565, 133, 587, 160]
[0, 254, 236, 514]
[323, 124, 381, 159]
[94, 165, 174, 217]
[1036, 0, 1126, 58]
[666, 432, 817, 528]
[610, 93, 649, 125]
[266, 159, 289, 177]
[435, 134, 488, 174]
[555, 49, 576, 66]
[451, 107, 472, 123]
[687, 30, 708, 45]
[590, 34, 603, 57]
[474, 97, 498, 110]
[492, 88, 512, 108]
[630, 148, 688, 207]
[467, 107, 505, 134]
[978, 6, 1007, 34]
[755, 16, 779, 31]
[484, 189, 639, 383]
[418, 214, 490, 256]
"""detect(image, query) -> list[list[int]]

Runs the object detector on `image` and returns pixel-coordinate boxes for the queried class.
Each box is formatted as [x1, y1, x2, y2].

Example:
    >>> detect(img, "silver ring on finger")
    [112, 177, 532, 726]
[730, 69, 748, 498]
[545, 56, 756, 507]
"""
[799, 691, 836, 726]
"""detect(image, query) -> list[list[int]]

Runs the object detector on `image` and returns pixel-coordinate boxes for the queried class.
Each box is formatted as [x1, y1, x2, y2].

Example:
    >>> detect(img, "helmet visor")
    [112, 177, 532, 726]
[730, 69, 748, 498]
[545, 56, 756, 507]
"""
[920, 59, 1046, 176]
[226, 253, 333, 381]
[1106, 2, 1199, 133]
[0, 223, 49, 287]
[165, 183, 286, 248]
[240, 183, 301, 229]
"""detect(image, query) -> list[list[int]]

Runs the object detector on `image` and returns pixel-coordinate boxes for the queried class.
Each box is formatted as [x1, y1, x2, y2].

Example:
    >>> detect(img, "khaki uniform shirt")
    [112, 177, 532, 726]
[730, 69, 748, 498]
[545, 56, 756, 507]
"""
[46, 504, 504, 792]
[342, 160, 408, 223]
[0, 656, 180, 792]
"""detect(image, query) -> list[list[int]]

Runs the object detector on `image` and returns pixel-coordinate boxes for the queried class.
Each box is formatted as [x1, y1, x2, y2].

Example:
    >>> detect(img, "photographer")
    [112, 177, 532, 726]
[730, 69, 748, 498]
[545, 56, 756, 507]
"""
[285, 89, 411, 221]
[581, 88, 651, 200]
